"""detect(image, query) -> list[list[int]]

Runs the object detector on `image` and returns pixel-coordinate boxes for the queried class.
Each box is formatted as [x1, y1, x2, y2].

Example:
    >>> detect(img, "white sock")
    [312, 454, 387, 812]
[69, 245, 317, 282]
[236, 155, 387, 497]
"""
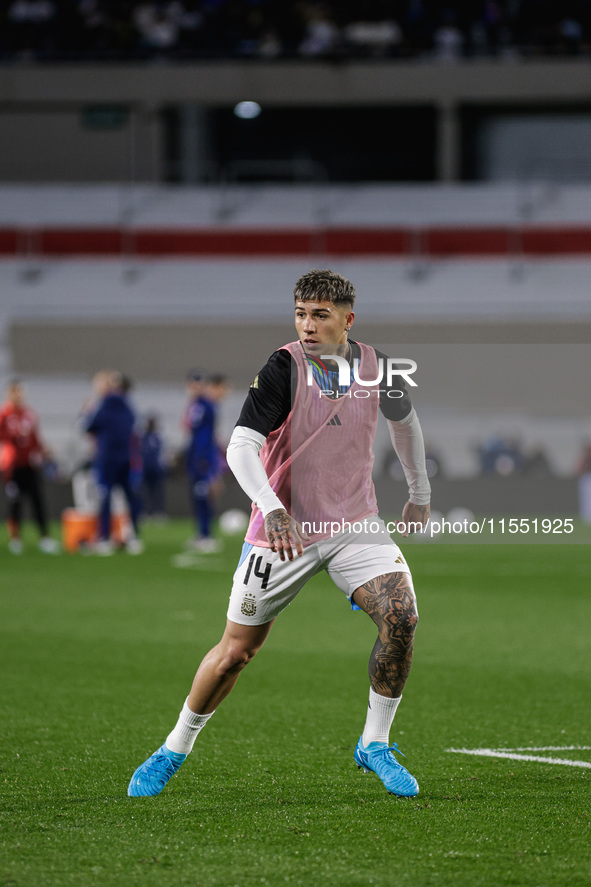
[361, 688, 402, 747]
[165, 699, 215, 755]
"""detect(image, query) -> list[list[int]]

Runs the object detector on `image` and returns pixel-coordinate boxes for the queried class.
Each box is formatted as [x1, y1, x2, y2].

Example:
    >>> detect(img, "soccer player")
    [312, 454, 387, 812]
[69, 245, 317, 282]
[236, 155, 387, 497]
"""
[128, 269, 431, 798]
[183, 370, 223, 553]
[204, 373, 231, 512]
[0, 379, 59, 554]
[140, 415, 167, 519]
[82, 370, 143, 555]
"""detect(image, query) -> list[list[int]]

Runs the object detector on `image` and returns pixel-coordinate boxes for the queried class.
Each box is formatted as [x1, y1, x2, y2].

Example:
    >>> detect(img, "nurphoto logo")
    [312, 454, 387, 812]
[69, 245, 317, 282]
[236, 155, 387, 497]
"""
[305, 354, 418, 399]
[305, 355, 418, 388]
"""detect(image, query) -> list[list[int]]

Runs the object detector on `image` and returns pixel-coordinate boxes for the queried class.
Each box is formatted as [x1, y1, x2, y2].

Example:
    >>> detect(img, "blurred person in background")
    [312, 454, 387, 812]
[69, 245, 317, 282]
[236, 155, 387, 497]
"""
[0, 378, 59, 554]
[576, 441, 591, 524]
[523, 443, 552, 477]
[183, 369, 222, 553]
[141, 414, 167, 519]
[205, 373, 231, 513]
[82, 370, 143, 555]
[478, 434, 525, 476]
[120, 374, 144, 501]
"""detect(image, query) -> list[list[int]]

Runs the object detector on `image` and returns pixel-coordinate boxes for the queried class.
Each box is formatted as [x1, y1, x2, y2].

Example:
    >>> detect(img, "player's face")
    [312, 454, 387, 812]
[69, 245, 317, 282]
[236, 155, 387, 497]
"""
[207, 382, 229, 402]
[187, 380, 205, 400]
[8, 384, 24, 406]
[294, 300, 355, 355]
[92, 372, 111, 397]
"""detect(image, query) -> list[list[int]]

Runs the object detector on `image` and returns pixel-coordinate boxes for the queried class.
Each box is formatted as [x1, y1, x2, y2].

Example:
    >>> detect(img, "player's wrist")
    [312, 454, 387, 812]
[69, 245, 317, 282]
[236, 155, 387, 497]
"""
[260, 499, 287, 518]
[258, 488, 286, 517]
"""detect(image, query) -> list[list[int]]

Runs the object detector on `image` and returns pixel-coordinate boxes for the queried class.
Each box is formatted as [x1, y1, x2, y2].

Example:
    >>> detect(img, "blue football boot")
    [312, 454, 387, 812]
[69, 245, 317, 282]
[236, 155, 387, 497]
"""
[127, 744, 187, 797]
[354, 737, 419, 797]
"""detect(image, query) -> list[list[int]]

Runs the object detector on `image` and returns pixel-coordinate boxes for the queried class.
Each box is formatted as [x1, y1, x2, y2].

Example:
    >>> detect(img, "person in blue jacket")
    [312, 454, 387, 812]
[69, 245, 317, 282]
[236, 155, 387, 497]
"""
[183, 369, 221, 553]
[141, 414, 167, 518]
[83, 369, 143, 554]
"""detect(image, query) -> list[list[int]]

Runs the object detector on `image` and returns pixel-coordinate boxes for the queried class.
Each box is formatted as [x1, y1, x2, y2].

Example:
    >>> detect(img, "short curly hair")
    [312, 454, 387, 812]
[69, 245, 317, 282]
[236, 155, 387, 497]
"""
[294, 269, 356, 307]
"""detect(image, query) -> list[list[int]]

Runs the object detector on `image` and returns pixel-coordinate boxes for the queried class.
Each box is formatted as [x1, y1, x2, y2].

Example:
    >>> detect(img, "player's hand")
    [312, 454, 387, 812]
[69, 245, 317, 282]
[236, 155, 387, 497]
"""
[397, 501, 430, 537]
[264, 508, 309, 561]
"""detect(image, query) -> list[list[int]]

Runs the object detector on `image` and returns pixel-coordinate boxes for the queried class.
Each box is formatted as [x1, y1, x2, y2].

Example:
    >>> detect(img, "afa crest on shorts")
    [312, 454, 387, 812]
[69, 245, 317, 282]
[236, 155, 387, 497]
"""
[241, 593, 257, 617]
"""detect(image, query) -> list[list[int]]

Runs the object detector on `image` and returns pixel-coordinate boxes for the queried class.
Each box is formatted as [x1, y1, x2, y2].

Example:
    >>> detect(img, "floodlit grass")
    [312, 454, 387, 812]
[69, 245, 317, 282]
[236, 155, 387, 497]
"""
[1, 520, 590, 887]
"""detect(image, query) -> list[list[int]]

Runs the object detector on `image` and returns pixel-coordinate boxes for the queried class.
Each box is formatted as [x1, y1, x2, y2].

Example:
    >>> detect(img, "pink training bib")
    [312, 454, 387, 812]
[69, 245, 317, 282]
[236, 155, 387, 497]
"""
[245, 340, 380, 547]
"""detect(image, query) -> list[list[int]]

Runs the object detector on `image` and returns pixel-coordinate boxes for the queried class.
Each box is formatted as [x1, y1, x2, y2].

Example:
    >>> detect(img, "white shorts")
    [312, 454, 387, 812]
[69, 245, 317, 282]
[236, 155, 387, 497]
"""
[227, 517, 412, 626]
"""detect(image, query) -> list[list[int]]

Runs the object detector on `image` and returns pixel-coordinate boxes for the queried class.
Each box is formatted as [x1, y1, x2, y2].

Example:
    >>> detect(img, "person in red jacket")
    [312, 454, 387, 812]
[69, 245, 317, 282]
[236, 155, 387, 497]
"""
[0, 379, 59, 554]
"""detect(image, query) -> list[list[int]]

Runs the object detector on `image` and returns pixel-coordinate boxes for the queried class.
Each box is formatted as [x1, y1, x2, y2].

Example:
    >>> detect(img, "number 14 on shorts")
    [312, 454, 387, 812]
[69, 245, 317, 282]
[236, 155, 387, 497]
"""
[243, 553, 272, 590]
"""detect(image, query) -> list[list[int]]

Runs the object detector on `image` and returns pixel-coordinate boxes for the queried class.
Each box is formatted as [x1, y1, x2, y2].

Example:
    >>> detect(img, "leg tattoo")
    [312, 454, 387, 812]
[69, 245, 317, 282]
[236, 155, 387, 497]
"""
[353, 572, 418, 698]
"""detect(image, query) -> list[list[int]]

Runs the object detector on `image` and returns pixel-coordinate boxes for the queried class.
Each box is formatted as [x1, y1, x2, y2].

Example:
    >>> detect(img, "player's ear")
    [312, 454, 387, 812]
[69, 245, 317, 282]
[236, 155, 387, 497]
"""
[345, 310, 355, 331]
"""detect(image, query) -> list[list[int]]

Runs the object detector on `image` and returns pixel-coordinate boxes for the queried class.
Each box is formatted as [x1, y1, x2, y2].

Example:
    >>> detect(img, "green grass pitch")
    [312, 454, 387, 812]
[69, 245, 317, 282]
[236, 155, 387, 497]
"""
[1, 521, 590, 887]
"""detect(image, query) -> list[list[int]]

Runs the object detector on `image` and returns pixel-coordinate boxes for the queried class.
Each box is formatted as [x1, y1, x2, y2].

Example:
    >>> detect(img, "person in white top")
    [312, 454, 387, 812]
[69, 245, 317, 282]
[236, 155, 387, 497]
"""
[128, 269, 431, 799]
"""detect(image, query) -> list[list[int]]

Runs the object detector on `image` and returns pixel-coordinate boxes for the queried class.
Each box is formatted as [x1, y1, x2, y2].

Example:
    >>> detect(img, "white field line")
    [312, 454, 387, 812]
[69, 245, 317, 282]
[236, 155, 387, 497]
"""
[171, 554, 227, 570]
[447, 748, 591, 769]
[497, 746, 591, 752]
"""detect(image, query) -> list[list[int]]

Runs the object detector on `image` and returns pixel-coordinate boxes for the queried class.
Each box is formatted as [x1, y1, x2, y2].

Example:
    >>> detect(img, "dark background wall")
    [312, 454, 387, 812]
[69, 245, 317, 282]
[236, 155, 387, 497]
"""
[3, 62, 591, 183]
